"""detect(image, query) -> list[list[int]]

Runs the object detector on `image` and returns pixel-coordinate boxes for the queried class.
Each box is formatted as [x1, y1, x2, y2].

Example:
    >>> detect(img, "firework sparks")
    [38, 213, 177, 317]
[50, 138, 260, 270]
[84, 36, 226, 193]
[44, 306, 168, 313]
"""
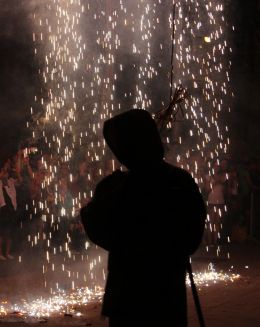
[188, 264, 240, 287]
[23, 0, 234, 299]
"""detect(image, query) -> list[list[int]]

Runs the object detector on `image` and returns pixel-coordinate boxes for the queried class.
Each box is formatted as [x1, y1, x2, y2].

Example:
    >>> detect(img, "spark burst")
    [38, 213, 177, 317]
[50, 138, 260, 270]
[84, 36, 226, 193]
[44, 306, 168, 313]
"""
[22, 0, 234, 307]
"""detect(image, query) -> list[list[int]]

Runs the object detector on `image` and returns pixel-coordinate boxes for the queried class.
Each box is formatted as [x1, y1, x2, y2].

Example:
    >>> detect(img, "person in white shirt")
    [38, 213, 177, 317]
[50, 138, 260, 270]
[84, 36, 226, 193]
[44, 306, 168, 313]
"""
[0, 161, 18, 260]
[205, 160, 228, 245]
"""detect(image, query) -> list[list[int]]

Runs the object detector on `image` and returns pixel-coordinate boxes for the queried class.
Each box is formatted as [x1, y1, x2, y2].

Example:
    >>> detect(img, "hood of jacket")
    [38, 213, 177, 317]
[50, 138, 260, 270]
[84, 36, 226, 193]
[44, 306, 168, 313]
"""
[103, 109, 164, 170]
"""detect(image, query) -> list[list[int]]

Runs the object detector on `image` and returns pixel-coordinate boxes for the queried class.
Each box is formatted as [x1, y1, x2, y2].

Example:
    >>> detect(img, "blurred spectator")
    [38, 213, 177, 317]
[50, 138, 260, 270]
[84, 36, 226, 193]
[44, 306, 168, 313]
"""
[223, 165, 241, 242]
[69, 217, 86, 253]
[0, 161, 19, 260]
[205, 160, 228, 245]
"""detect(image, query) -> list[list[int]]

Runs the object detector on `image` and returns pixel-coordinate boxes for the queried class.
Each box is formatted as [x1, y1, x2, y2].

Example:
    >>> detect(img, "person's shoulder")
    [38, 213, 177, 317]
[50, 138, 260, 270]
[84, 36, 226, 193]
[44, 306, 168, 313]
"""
[99, 170, 128, 184]
[162, 162, 198, 189]
[95, 170, 128, 192]
[163, 161, 193, 179]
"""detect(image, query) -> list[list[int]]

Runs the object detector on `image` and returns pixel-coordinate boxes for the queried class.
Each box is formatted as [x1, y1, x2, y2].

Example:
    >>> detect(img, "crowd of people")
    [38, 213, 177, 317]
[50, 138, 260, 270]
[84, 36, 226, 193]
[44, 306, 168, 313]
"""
[0, 148, 104, 260]
[0, 145, 259, 260]
[165, 148, 260, 245]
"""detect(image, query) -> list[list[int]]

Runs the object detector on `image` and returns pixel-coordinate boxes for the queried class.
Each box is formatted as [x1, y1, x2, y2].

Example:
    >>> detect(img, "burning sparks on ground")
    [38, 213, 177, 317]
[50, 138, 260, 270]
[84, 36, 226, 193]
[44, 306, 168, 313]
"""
[0, 304, 8, 317]
[189, 264, 241, 287]
[0, 287, 103, 320]
[18, 287, 103, 317]
[0, 293, 92, 321]
[0, 266, 240, 319]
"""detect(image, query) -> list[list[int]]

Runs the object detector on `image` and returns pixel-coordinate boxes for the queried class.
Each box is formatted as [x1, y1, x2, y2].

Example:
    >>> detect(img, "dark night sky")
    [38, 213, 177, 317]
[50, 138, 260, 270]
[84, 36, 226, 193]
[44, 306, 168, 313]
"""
[0, 0, 40, 160]
[228, 0, 260, 158]
[0, 0, 259, 162]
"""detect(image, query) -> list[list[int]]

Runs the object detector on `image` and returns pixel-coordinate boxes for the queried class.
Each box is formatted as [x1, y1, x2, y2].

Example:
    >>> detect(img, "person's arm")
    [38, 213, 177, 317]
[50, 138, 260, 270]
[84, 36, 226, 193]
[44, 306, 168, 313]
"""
[24, 158, 34, 179]
[180, 173, 206, 255]
[14, 157, 23, 184]
[204, 175, 212, 193]
[80, 170, 127, 251]
[188, 181, 206, 254]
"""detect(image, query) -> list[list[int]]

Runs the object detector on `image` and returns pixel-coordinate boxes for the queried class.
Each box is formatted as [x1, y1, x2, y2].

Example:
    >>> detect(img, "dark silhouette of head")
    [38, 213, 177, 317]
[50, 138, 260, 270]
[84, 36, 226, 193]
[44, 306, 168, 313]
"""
[103, 109, 164, 170]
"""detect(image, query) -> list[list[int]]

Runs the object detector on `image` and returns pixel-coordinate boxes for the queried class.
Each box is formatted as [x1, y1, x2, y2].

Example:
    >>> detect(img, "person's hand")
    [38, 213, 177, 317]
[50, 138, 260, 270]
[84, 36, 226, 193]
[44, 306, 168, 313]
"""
[21, 156, 29, 168]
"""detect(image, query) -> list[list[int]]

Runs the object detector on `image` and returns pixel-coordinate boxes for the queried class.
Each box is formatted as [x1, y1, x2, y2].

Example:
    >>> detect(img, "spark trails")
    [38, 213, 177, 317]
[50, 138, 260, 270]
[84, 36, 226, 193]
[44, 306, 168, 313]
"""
[24, 0, 234, 306]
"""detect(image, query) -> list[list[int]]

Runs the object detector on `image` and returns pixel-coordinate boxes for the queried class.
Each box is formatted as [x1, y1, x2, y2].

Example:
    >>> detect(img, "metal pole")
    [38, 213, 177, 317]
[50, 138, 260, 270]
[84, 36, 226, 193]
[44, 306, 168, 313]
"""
[170, 2, 176, 102]
[187, 259, 206, 327]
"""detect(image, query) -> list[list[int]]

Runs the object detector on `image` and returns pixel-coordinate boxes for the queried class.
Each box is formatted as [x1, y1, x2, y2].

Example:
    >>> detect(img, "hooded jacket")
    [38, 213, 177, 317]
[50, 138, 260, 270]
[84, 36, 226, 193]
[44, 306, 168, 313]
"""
[81, 109, 206, 324]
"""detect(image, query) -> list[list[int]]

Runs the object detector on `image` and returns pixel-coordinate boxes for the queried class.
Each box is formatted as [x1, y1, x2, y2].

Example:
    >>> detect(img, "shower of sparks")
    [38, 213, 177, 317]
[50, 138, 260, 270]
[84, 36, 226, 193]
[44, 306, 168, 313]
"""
[0, 266, 240, 319]
[24, 0, 233, 296]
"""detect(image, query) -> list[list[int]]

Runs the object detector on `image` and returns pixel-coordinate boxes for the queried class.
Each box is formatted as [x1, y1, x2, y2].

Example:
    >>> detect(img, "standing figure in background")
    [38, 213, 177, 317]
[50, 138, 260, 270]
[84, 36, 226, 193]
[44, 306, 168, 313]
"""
[0, 161, 19, 260]
[80, 109, 206, 327]
[205, 160, 228, 245]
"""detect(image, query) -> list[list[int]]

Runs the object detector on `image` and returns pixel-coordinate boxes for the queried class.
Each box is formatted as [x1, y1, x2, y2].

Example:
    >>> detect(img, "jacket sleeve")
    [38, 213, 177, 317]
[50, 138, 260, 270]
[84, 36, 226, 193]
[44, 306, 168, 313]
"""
[182, 174, 206, 254]
[162, 172, 206, 255]
[80, 170, 127, 251]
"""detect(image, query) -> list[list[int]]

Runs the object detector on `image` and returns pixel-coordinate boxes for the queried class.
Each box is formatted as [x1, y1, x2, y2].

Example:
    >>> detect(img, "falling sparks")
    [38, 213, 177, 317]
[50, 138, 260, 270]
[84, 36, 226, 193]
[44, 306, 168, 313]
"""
[22, 0, 234, 305]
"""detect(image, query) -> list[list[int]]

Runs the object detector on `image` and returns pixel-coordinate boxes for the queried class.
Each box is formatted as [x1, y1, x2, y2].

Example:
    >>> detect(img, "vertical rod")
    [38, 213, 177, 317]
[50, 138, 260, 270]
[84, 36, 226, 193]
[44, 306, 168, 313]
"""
[170, 2, 176, 102]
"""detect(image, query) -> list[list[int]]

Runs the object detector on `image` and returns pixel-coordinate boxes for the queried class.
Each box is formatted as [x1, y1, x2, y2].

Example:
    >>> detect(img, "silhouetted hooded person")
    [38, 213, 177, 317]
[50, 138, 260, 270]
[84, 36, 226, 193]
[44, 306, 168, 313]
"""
[81, 109, 206, 327]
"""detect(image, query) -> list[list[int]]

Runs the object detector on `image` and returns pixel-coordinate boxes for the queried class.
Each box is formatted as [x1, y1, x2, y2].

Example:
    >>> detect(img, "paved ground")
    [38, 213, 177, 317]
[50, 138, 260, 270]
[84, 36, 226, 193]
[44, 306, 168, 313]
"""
[0, 242, 260, 326]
